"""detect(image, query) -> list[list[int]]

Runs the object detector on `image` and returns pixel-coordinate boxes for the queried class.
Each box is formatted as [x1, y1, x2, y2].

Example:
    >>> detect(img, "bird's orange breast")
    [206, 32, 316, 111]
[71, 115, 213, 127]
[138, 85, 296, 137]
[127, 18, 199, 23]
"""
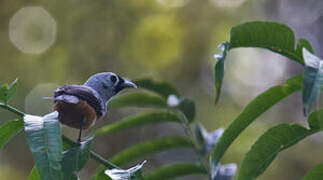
[53, 100, 97, 130]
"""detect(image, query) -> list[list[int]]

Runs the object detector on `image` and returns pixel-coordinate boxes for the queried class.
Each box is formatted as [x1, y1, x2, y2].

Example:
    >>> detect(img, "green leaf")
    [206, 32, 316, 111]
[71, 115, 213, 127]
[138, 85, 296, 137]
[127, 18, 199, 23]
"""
[214, 42, 230, 104]
[0, 119, 23, 149]
[302, 163, 323, 180]
[93, 136, 194, 179]
[296, 39, 314, 56]
[94, 111, 182, 138]
[177, 98, 195, 122]
[237, 124, 312, 180]
[210, 74, 303, 167]
[143, 163, 207, 180]
[5, 78, 18, 103]
[28, 167, 41, 180]
[302, 48, 323, 116]
[24, 111, 63, 180]
[0, 79, 18, 103]
[308, 109, 323, 130]
[61, 137, 93, 180]
[105, 160, 146, 180]
[0, 84, 9, 102]
[62, 136, 120, 171]
[134, 78, 180, 98]
[62, 136, 74, 150]
[110, 136, 193, 166]
[108, 92, 167, 109]
[230, 21, 313, 65]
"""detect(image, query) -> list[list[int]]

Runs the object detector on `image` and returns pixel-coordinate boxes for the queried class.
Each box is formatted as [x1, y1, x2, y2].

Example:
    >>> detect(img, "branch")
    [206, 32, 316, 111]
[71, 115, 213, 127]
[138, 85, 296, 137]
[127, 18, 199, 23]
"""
[62, 135, 119, 169]
[90, 151, 119, 169]
[0, 103, 24, 117]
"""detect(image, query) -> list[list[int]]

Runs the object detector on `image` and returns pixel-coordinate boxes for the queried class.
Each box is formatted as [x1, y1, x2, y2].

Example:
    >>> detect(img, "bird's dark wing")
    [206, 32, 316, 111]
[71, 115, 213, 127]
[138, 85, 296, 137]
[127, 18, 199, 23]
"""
[54, 85, 106, 117]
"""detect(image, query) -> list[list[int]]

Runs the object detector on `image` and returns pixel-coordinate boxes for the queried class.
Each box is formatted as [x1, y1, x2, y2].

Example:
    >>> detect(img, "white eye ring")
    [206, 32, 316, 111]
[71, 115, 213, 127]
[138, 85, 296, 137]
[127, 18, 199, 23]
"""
[110, 75, 118, 84]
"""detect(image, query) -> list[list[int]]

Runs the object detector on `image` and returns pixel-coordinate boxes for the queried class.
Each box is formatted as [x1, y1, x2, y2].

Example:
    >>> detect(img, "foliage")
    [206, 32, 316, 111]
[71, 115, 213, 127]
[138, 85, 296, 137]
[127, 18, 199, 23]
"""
[211, 74, 303, 166]
[143, 163, 207, 180]
[61, 137, 94, 179]
[0, 119, 23, 149]
[302, 163, 323, 180]
[0, 78, 18, 104]
[212, 21, 323, 179]
[24, 112, 63, 180]
[1, 20, 323, 180]
[214, 42, 229, 104]
[0, 77, 227, 180]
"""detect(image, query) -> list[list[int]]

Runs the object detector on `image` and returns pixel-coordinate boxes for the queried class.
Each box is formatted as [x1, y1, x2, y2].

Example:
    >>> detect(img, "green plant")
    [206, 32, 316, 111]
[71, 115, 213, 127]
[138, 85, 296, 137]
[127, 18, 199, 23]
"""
[212, 21, 323, 180]
[0, 76, 235, 180]
[1, 20, 322, 180]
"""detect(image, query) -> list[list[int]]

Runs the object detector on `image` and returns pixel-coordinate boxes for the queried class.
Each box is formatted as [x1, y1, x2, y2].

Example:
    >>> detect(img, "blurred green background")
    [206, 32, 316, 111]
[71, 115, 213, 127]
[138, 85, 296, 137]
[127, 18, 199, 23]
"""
[1, 0, 323, 179]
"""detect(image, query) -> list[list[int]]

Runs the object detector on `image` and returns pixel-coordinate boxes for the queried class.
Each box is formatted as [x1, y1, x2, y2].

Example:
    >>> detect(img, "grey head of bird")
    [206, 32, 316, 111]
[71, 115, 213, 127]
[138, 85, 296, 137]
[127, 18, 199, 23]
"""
[84, 72, 137, 103]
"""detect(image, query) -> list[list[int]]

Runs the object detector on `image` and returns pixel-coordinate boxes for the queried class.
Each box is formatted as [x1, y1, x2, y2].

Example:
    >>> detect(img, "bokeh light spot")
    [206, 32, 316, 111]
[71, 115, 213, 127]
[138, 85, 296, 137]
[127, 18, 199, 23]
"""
[226, 49, 287, 105]
[9, 6, 57, 54]
[210, 0, 247, 8]
[124, 15, 183, 69]
[156, 0, 190, 8]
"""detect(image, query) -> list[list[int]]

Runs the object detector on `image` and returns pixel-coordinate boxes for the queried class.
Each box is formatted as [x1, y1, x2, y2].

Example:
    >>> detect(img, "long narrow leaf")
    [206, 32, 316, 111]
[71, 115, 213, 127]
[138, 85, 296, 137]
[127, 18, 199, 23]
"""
[214, 42, 230, 104]
[134, 78, 180, 98]
[143, 163, 207, 180]
[230, 21, 313, 65]
[302, 163, 323, 180]
[94, 111, 182, 138]
[237, 124, 312, 180]
[93, 136, 194, 180]
[5, 78, 18, 103]
[238, 109, 323, 179]
[210, 74, 303, 167]
[108, 92, 167, 109]
[111, 136, 194, 166]
[0, 119, 23, 149]
[0, 78, 18, 103]
[24, 112, 63, 180]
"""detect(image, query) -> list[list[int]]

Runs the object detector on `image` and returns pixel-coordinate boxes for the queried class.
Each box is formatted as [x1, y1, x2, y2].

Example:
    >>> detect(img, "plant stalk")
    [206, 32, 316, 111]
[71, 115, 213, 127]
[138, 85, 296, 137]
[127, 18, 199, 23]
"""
[62, 135, 119, 169]
[0, 103, 24, 117]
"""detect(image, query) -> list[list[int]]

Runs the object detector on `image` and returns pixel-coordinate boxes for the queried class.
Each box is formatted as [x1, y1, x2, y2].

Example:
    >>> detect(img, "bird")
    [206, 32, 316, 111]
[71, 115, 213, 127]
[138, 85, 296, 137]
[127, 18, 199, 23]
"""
[53, 72, 136, 143]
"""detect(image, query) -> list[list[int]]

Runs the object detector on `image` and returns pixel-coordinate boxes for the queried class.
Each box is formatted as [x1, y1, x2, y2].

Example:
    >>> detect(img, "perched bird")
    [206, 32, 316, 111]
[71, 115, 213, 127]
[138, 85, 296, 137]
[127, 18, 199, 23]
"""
[53, 72, 136, 142]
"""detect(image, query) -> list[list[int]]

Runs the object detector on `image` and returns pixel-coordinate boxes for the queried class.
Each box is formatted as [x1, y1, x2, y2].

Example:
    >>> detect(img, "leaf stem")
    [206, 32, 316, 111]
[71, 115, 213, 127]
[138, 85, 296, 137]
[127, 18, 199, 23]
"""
[0, 103, 24, 117]
[62, 135, 119, 169]
[90, 151, 119, 169]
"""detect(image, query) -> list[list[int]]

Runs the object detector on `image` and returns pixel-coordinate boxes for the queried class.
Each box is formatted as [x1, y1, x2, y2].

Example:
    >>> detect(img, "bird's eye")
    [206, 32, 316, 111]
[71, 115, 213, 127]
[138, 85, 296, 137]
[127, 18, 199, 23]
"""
[110, 75, 117, 84]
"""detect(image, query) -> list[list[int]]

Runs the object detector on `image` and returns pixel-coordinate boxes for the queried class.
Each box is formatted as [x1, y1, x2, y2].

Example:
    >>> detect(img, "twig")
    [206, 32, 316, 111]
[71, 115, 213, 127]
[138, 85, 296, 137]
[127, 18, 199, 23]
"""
[0, 103, 24, 117]
[90, 151, 119, 169]
[62, 135, 119, 169]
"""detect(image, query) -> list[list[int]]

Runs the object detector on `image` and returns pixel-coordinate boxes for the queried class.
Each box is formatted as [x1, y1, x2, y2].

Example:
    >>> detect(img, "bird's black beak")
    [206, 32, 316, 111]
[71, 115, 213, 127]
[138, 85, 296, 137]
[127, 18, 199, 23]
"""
[115, 76, 137, 93]
[121, 79, 137, 89]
